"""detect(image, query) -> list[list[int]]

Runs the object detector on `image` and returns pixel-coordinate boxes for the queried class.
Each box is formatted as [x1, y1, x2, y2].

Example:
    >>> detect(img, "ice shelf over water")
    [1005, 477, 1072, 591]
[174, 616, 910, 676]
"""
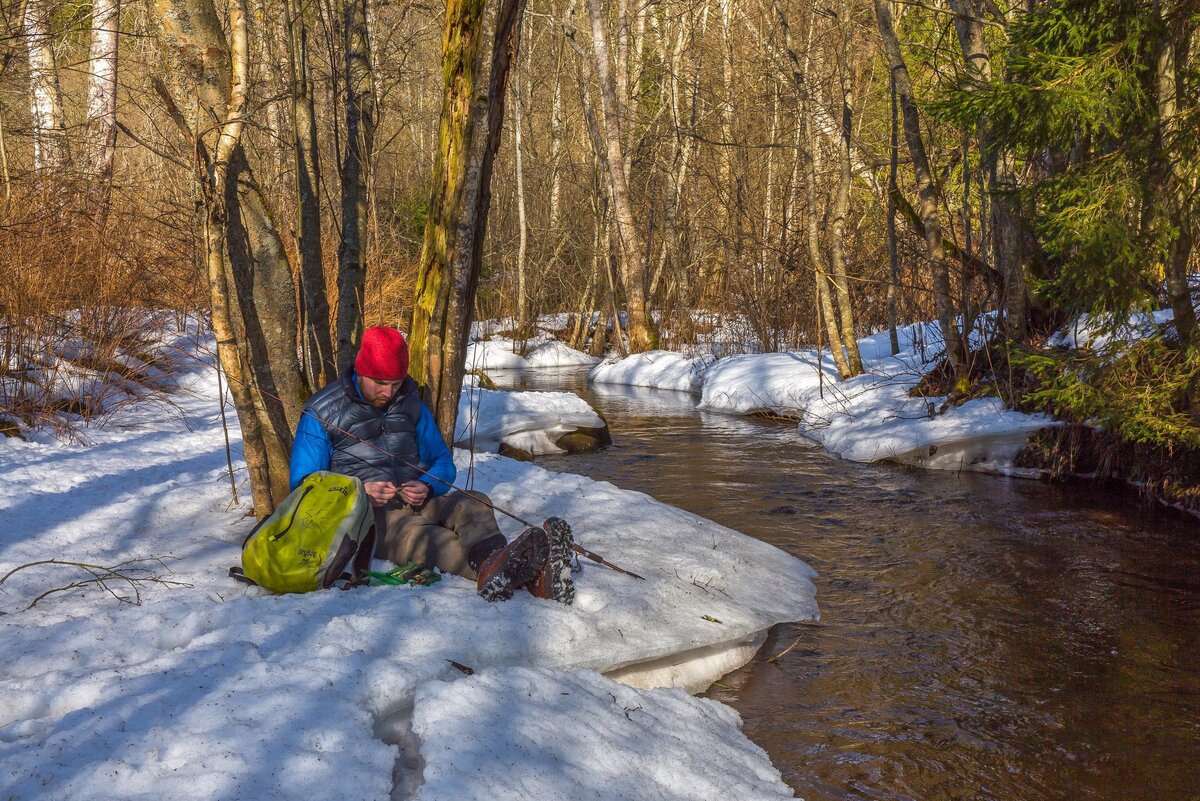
[455, 383, 606, 456]
[0, 329, 815, 801]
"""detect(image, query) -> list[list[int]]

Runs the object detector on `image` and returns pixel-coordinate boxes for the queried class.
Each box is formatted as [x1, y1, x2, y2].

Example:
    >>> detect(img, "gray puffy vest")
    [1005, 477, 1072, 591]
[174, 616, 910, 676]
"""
[304, 372, 425, 486]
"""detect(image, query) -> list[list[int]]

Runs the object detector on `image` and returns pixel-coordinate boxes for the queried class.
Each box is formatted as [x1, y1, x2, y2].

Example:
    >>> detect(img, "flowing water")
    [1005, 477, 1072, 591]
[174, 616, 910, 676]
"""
[492, 367, 1200, 801]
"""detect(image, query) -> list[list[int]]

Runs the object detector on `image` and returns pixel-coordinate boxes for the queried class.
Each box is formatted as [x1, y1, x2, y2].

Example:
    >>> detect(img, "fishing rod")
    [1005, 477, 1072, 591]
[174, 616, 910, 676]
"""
[171, 337, 645, 581]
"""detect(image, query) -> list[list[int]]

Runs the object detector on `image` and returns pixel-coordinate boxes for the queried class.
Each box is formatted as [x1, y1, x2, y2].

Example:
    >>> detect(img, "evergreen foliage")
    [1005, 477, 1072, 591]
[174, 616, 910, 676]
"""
[1018, 336, 1200, 450]
[936, 0, 1196, 327]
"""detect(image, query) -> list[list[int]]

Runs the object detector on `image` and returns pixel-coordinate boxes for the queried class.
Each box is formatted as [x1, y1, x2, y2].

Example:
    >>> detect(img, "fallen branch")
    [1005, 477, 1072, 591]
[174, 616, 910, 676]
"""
[0, 557, 193, 612]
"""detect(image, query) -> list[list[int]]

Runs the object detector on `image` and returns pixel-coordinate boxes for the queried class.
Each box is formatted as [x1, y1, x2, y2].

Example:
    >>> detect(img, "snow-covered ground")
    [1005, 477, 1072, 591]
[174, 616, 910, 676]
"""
[592, 322, 1057, 477]
[0, 327, 815, 801]
[0, 310, 184, 434]
[586, 350, 714, 394]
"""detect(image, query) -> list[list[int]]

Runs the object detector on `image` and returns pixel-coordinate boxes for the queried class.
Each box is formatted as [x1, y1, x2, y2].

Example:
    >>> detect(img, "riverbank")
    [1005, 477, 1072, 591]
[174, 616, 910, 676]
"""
[0, 328, 816, 800]
[587, 321, 1057, 478]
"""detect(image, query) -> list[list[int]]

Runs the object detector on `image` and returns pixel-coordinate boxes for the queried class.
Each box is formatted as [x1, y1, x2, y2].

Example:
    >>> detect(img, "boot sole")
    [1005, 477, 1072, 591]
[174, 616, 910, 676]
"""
[478, 528, 549, 602]
[543, 517, 576, 605]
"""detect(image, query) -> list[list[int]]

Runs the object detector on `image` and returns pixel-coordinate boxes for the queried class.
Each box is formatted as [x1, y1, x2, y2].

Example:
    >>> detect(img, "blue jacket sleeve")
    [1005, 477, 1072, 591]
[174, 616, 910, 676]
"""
[416, 402, 456, 497]
[289, 410, 333, 490]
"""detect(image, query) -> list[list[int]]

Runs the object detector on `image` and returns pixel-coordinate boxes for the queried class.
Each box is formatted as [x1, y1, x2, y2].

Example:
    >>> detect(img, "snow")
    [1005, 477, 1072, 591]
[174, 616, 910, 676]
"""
[591, 323, 1057, 477]
[0, 328, 815, 801]
[465, 338, 529, 371]
[1047, 309, 1175, 351]
[469, 313, 573, 341]
[525, 339, 600, 367]
[2, 311, 184, 426]
[700, 352, 833, 415]
[412, 667, 794, 801]
[465, 338, 598, 372]
[456, 384, 606, 455]
[589, 351, 714, 394]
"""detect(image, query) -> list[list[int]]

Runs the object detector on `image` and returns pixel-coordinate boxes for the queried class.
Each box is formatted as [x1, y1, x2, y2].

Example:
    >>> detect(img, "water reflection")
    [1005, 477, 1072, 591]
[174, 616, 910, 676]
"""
[490, 366, 1200, 801]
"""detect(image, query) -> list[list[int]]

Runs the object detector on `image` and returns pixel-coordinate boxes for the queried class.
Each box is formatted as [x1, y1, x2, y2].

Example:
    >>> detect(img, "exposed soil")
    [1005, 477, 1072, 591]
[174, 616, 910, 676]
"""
[1016, 424, 1200, 517]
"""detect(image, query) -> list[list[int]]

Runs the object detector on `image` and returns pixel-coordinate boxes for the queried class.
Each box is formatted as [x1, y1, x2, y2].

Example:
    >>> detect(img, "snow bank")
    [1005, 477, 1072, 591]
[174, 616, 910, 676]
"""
[589, 350, 714, 394]
[412, 667, 794, 801]
[465, 338, 529, 370]
[592, 323, 1055, 476]
[0, 336, 816, 801]
[699, 352, 834, 415]
[525, 340, 600, 367]
[456, 384, 606, 455]
[465, 338, 597, 371]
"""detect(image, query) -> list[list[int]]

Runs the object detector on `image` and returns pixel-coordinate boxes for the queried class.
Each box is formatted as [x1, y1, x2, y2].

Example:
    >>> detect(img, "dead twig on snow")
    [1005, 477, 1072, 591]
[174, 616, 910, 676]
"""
[0, 557, 192, 612]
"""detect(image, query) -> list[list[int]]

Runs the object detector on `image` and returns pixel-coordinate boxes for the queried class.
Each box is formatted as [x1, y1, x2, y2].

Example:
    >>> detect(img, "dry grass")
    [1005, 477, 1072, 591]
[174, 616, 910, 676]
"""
[0, 182, 203, 438]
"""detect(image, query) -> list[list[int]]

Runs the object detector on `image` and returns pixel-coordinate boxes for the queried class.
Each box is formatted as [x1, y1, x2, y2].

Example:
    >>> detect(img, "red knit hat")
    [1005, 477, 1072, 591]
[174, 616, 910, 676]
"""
[355, 326, 409, 380]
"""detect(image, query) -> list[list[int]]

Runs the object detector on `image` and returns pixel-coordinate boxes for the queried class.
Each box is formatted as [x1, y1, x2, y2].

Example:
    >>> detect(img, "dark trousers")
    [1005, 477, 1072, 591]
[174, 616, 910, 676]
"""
[373, 490, 505, 580]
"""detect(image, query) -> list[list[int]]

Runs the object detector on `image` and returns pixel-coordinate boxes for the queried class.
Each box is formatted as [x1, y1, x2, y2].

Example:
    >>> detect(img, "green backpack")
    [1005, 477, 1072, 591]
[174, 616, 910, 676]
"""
[230, 471, 377, 593]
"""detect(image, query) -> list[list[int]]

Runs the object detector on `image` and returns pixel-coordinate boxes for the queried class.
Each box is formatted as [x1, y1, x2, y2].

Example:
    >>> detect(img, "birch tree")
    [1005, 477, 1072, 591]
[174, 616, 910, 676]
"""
[873, 0, 967, 380]
[25, 0, 70, 174]
[85, 0, 120, 199]
[156, 0, 307, 514]
[587, 0, 655, 352]
[827, 0, 863, 375]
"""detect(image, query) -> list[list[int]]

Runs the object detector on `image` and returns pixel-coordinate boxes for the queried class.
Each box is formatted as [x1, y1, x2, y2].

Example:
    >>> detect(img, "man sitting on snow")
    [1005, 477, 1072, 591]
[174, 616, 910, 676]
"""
[289, 325, 575, 603]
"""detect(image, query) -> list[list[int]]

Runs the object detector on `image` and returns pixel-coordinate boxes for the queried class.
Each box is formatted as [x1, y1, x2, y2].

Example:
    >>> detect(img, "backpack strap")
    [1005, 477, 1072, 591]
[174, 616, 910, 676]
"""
[332, 522, 377, 590]
[352, 522, 378, 579]
[228, 566, 258, 586]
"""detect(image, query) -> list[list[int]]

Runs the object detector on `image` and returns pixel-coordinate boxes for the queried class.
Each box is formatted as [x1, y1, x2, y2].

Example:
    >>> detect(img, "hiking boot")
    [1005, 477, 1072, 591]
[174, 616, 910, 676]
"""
[476, 527, 549, 602]
[527, 517, 576, 605]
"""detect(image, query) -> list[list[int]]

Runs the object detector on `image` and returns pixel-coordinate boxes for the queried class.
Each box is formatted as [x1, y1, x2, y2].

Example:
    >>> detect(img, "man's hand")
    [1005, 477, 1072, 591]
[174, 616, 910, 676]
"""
[400, 480, 430, 507]
[364, 481, 398, 508]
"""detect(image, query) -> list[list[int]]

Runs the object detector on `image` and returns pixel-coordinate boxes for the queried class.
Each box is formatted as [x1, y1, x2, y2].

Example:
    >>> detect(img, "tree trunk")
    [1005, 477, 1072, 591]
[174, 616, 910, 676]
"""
[85, 0, 120, 202]
[805, 109, 851, 379]
[586, 0, 655, 352]
[873, 0, 966, 379]
[709, 0, 736, 300]
[1154, 0, 1197, 347]
[549, 28, 565, 239]
[155, 0, 305, 515]
[946, 0, 1032, 342]
[408, 0, 528, 440]
[286, 0, 335, 390]
[887, 71, 900, 355]
[650, 7, 702, 301]
[770, 0, 880, 197]
[829, 0, 863, 375]
[336, 0, 376, 371]
[25, 0, 70, 174]
[513, 43, 530, 348]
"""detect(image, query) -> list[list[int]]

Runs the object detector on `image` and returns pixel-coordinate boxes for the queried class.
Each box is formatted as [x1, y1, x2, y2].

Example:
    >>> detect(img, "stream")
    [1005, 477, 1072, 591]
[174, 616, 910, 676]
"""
[492, 366, 1200, 801]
